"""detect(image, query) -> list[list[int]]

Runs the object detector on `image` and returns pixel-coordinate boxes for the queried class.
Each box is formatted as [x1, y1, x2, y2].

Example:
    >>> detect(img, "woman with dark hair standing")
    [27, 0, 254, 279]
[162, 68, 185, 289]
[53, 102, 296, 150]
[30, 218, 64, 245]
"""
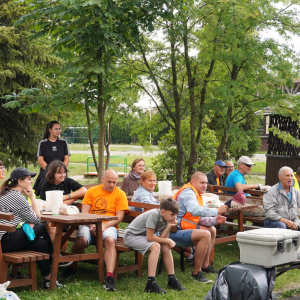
[33, 121, 71, 196]
[0, 167, 65, 289]
[40, 160, 87, 205]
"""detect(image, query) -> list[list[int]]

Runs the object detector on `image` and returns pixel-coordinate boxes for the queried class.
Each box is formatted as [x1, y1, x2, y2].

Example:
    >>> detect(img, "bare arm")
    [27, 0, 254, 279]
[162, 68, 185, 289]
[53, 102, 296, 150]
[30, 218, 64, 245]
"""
[37, 156, 47, 170]
[102, 210, 125, 231]
[160, 220, 177, 238]
[62, 187, 87, 204]
[146, 228, 175, 248]
[279, 217, 298, 230]
[23, 188, 41, 219]
[235, 182, 258, 192]
[63, 155, 70, 167]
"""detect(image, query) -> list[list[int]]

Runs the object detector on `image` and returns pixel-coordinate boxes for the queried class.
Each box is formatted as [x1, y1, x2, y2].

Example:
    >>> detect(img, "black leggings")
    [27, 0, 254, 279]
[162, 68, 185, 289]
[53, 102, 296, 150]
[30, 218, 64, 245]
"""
[1, 223, 53, 276]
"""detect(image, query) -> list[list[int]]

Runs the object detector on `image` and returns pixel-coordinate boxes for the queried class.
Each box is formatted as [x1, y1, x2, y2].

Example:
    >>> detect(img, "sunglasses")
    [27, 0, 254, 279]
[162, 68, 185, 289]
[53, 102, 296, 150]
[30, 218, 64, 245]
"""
[243, 163, 252, 168]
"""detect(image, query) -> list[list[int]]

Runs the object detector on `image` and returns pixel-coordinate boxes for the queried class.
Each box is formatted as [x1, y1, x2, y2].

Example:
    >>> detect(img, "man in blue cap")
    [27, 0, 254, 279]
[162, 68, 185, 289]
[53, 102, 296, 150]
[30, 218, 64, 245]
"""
[206, 160, 227, 192]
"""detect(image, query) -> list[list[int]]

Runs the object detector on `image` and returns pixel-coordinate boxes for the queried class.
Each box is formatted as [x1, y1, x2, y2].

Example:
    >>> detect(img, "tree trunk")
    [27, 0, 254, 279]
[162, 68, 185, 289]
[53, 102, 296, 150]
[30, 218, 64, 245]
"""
[84, 99, 98, 173]
[97, 74, 106, 183]
[171, 36, 184, 186]
[104, 116, 112, 171]
[183, 25, 197, 180]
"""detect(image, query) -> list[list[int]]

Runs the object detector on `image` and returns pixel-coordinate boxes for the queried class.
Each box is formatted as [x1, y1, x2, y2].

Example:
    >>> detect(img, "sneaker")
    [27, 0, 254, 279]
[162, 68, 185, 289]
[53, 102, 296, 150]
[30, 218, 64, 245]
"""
[202, 265, 218, 273]
[103, 276, 116, 291]
[186, 257, 194, 264]
[61, 267, 77, 279]
[59, 261, 74, 268]
[191, 271, 212, 283]
[43, 280, 66, 289]
[168, 278, 186, 291]
[145, 281, 166, 294]
[59, 254, 73, 267]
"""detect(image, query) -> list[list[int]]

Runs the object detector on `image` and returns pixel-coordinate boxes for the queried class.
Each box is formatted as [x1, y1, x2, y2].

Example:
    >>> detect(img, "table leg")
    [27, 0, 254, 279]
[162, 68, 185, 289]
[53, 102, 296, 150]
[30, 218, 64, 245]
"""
[96, 221, 104, 283]
[49, 223, 63, 290]
[238, 210, 243, 232]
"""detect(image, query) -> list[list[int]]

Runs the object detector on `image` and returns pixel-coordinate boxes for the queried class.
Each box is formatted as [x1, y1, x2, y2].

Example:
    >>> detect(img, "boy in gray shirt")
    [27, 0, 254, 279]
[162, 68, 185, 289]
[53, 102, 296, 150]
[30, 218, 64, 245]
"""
[124, 198, 186, 294]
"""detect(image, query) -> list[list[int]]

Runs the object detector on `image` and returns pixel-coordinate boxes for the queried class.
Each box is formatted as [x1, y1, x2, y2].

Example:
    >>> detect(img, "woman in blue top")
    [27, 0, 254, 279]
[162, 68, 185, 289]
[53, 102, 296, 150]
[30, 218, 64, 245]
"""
[131, 171, 159, 212]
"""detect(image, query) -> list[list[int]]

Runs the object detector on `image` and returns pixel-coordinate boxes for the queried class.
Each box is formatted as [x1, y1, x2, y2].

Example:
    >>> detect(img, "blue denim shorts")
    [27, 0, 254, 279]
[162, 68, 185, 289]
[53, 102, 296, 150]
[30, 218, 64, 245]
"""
[169, 229, 193, 248]
[77, 225, 118, 246]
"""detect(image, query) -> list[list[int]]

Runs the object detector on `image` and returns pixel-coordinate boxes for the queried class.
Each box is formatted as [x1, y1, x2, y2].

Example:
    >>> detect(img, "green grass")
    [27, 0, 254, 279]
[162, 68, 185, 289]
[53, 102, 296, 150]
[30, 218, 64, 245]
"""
[10, 239, 300, 299]
[250, 161, 266, 174]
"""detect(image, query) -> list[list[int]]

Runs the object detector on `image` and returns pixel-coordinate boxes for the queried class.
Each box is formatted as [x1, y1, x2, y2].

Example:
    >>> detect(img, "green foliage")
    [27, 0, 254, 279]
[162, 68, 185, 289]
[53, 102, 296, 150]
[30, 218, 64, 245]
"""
[0, 0, 61, 167]
[225, 115, 261, 160]
[152, 120, 218, 184]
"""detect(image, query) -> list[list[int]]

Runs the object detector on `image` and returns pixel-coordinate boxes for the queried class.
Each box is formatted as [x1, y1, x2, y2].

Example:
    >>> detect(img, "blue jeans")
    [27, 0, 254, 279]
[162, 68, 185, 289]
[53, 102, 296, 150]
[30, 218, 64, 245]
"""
[264, 219, 288, 229]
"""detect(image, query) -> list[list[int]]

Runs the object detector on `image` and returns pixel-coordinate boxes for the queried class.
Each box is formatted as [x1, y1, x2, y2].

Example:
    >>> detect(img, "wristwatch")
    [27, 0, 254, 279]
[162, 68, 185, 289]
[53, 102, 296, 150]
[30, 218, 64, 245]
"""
[68, 194, 71, 199]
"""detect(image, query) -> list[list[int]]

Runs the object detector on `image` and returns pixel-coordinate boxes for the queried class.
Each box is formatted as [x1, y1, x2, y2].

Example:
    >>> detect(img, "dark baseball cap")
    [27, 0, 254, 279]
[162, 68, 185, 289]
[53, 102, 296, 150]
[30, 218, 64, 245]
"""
[10, 167, 37, 180]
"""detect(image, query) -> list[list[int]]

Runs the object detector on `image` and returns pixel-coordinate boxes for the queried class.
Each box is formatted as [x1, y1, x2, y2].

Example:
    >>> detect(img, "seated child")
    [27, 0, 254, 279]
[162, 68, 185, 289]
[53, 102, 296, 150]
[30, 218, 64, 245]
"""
[124, 198, 186, 294]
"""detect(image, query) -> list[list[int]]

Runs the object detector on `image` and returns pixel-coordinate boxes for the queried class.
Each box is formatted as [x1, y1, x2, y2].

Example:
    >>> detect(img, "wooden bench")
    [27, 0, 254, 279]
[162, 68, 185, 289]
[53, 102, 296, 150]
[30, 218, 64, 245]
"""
[64, 201, 160, 280]
[0, 212, 49, 290]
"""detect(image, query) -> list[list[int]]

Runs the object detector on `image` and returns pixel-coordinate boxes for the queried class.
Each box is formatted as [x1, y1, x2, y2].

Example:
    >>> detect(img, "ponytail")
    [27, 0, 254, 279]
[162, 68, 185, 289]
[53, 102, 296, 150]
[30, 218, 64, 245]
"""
[0, 176, 27, 197]
[42, 121, 60, 140]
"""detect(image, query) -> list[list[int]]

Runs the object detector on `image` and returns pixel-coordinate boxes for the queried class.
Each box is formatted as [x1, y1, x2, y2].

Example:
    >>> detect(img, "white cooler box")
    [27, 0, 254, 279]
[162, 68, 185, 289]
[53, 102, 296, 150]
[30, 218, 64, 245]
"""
[236, 228, 300, 268]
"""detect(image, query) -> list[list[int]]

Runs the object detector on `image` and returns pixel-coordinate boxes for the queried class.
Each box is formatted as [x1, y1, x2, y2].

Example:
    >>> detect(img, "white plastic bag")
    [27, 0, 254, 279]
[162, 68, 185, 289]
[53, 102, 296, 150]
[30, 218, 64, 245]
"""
[59, 205, 80, 215]
[0, 281, 21, 300]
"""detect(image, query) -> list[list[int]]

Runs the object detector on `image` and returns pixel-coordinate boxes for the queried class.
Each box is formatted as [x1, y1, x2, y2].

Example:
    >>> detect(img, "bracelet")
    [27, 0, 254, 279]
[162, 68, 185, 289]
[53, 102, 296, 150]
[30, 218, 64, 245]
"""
[68, 194, 71, 199]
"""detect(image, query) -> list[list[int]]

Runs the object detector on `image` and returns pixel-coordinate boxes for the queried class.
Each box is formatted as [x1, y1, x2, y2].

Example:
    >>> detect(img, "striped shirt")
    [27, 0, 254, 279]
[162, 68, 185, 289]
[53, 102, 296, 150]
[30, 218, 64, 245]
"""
[0, 190, 40, 239]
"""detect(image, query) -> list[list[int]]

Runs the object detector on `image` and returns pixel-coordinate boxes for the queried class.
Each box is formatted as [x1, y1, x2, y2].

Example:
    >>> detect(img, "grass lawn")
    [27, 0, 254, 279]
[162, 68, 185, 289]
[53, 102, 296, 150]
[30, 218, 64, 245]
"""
[11, 238, 300, 299]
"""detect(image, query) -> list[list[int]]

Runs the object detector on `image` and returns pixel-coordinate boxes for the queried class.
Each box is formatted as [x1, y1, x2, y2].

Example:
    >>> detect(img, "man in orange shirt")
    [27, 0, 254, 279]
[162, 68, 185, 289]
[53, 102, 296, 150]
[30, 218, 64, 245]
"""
[61, 169, 128, 291]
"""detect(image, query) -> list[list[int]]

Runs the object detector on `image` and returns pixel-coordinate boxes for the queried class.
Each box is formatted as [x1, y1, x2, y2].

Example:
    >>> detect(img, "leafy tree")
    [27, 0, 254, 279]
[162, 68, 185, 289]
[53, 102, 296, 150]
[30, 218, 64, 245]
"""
[0, 0, 60, 168]
[152, 120, 218, 184]
[12, 0, 168, 181]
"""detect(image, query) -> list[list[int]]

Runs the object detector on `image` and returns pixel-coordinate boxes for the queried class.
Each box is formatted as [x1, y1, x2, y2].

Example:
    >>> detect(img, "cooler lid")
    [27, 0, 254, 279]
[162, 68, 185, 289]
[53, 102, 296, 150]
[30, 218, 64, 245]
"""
[237, 228, 300, 242]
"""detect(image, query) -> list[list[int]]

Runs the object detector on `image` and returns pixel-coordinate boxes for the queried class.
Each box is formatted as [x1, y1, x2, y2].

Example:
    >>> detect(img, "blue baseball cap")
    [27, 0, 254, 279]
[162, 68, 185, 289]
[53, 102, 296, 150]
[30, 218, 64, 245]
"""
[214, 160, 227, 167]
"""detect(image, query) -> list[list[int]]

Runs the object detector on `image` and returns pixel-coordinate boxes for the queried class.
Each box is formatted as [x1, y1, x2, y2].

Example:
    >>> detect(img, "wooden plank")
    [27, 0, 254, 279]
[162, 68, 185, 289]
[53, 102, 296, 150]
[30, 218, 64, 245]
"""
[0, 223, 16, 232]
[0, 212, 14, 221]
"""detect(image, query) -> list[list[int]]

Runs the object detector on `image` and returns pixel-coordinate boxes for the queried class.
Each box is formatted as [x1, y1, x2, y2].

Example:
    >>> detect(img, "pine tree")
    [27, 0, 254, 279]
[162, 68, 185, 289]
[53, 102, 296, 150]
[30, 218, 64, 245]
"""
[0, 0, 61, 168]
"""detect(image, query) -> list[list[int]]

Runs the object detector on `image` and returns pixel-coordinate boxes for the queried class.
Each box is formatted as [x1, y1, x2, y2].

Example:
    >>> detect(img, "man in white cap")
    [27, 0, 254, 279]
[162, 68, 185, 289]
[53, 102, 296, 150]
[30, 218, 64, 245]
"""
[225, 156, 263, 194]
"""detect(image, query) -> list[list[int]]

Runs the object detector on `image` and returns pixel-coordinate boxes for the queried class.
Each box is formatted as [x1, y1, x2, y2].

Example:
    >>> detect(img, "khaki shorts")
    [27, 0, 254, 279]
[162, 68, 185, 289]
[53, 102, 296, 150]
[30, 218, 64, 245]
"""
[124, 233, 153, 256]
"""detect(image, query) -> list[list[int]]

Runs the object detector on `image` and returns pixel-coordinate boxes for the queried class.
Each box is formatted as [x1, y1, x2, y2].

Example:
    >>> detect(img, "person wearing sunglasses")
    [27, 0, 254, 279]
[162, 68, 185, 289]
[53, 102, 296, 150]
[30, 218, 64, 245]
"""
[225, 156, 265, 195]
[206, 160, 227, 193]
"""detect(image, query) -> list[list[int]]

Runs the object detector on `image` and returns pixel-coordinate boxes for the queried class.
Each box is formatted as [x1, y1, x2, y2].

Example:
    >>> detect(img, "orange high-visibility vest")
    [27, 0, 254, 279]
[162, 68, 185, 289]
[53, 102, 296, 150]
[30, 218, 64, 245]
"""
[173, 182, 203, 230]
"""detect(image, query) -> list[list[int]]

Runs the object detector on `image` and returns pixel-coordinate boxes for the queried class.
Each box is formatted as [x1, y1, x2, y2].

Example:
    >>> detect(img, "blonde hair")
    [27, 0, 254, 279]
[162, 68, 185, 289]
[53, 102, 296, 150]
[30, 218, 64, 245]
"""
[140, 171, 156, 183]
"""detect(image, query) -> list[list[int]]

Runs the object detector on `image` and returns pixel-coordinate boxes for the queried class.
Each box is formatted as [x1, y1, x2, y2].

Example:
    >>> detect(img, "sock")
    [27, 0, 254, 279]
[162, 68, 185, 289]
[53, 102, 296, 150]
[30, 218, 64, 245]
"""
[187, 254, 194, 260]
[70, 265, 77, 271]
[148, 276, 155, 283]
[168, 274, 175, 281]
[106, 272, 113, 278]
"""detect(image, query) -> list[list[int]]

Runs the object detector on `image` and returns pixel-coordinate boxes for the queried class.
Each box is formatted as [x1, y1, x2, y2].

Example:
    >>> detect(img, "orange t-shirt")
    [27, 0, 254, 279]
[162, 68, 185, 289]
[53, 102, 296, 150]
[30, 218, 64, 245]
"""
[82, 184, 129, 228]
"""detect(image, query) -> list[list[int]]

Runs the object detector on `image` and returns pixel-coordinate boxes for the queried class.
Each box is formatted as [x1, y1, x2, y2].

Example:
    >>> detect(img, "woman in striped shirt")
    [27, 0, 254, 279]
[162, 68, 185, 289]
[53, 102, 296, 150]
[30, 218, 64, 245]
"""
[0, 167, 65, 289]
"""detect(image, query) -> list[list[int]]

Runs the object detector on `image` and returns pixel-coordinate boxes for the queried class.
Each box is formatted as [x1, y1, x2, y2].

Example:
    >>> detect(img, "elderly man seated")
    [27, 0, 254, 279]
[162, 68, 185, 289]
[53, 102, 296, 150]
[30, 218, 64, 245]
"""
[206, 160, 227, 192]
[264, 166, 300, 230]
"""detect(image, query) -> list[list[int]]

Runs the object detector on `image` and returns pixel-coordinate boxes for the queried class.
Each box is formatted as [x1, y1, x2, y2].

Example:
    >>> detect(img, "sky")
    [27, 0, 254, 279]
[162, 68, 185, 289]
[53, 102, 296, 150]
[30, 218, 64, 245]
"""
[136, 13, 300, 109]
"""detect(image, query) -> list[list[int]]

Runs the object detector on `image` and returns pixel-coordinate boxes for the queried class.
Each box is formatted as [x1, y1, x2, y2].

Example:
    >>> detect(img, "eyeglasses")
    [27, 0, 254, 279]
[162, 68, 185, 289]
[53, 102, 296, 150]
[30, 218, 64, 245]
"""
[243, 163, 252, 168]
[0, 166, 5, 170]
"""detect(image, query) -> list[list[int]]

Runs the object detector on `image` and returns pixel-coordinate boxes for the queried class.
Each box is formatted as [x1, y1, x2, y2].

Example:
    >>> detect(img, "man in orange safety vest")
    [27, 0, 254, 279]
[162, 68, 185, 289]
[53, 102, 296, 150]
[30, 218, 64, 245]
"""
[169, 172, 228, 283]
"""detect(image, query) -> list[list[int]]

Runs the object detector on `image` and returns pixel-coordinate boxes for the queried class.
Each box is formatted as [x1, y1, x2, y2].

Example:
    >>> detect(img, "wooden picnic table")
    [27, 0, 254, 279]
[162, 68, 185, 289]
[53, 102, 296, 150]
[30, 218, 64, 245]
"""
[41, 213, 117, 290]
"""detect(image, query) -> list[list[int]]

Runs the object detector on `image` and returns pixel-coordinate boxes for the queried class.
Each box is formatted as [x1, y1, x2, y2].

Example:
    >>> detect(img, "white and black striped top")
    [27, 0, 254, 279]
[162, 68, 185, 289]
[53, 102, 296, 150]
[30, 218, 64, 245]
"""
[0, 190, 40, 239]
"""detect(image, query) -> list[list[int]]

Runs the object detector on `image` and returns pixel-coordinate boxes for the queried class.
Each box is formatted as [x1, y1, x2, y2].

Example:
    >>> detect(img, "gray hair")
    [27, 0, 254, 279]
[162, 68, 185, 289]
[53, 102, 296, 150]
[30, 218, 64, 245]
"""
[278, 166, 293, 177]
